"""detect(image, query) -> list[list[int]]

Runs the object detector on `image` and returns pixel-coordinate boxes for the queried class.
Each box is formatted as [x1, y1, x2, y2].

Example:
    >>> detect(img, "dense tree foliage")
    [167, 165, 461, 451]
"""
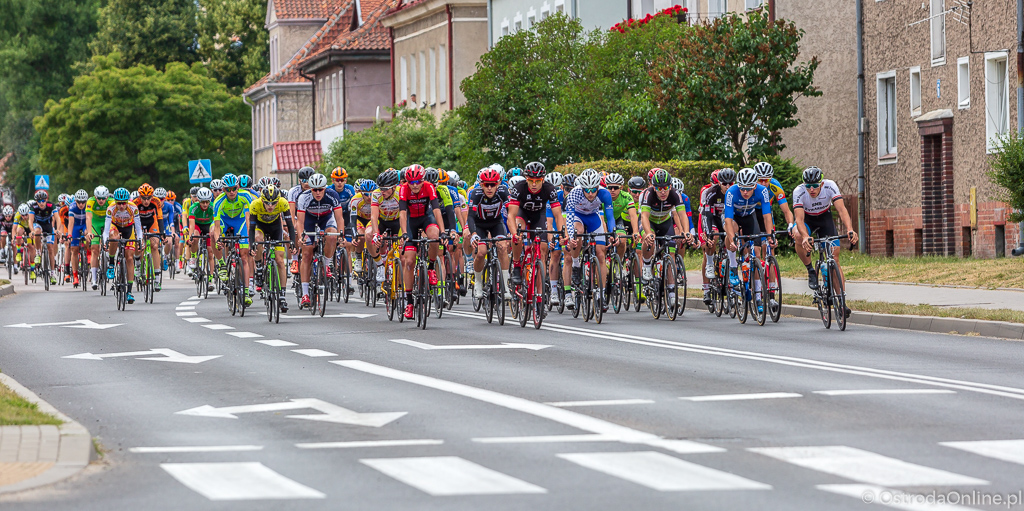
[197, 0, 269, 91]
[90, 0, 200, 70]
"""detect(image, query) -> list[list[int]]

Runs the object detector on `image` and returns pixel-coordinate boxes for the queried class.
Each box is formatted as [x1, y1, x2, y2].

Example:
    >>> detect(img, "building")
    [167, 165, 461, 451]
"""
[382, 0, 489, 118]
[244, 0, 397, 182]
[631, 0, 763, 22]
[488, 0, 624, 46]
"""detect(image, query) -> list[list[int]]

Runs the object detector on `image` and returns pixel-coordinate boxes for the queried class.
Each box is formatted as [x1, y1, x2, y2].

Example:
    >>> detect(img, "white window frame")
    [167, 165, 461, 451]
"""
[501, 19, 509, 37]
[335, 71, 343, 124]
[930, 0, 945, 66]
[270, 96, 277, 145]
[409, 53, 417, 101]
[514, 12, 522, 31]
[554, 0, 564, 13]
[876, 70, 898, 162]
[526, 7, 536, 28]
[709, 0, 728, 18]
[957, 56, 969, 109]
[400, 56, 408, 102]
[439, 44, 447, 104]
[909, 66, 921, 117]
[419, 51, 426, 106]
[985, 51, 1010, 153]
[428, 47, 437, 106]
[541, 2, 550, 19]
[746, 0, 761, 9]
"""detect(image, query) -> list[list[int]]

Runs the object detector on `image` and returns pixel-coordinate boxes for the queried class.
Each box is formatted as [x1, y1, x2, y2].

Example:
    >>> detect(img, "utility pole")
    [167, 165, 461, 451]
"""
[1014, 0, 1024, 256]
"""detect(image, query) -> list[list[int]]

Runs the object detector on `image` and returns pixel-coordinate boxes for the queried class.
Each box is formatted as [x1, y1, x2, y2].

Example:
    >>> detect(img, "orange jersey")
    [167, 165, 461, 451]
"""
[133, 197, 164, 227]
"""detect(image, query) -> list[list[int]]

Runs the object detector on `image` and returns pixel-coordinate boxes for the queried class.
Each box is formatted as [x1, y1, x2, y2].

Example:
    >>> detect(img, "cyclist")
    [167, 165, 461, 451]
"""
[12, 203, 32, 276]
[367, 169, 402, 284]
[210, 178, 225, 200]
[724, 168, 776, 312]
[238, 175, 256, 200]
[398, 164, 447, 319]
[28, 190, 58, 285]
[607, 173, 642, 261]
[64, 190, 90, 287]
[84, 186, 110, 289]
[287, 166, 316, 274]
[698, 168, 735, 305]
[753, 161, 796, 238]
[508, 162, 564, 291]
[133, 184, 165, 291]
[543, 171, 566, 305]
[466, 167, 511, 299]
[155, 187, 176, 272]
[295, 172, 344, 309]
[212, 174, 254, 305]
[639, 169, 692, 295]
[330, 167, 355, 273]
[187, 187, 217, 291]
[0, 205, 14, 269]
[167, 190, 185, 270]
[563, 168, 614, 310]
[439, 169, 467, 286]
[103, 187, 143, 304]
[349, 179, 376, 276]
[792, 166, 858, 318]
[248, 184, 297, 313]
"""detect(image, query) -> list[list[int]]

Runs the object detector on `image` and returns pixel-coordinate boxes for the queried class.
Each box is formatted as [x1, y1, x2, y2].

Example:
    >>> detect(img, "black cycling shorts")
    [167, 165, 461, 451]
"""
[473, 220, 507, 241]
[804, 212, 838, 238]
[378, 219, 401, 237]
[733, 214, 761, 237]
[256, 219, 284, 241]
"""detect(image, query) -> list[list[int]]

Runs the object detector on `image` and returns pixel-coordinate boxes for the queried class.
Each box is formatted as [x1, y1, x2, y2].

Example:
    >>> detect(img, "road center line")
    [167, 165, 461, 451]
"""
[546, 399, 655, 407]
[813, 389, 957, 396]
[183, 317, 211, 323]
[176, 312, 197, 317]
[296, 439, 444, 449]
[331, 360, 723, 454]
[131, 445, 263, 453]
[472, 434, 617, 444]
[680, 392, 802, 402]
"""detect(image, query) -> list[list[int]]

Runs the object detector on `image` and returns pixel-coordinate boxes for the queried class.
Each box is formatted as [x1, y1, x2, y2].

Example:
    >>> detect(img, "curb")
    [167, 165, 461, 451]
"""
[0, 373, 92, 495]
[681, 298, 1024, 340]
[845, 280, 1024, 293]
[0, 283, 14, 298]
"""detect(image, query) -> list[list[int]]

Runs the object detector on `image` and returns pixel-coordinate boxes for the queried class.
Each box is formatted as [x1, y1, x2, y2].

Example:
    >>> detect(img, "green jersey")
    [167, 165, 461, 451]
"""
[612, 192, 636, 223]
[189, 202, 215, 225]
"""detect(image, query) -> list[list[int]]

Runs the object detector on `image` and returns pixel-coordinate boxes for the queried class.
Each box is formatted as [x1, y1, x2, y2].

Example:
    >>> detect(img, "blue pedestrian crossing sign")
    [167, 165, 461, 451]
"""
[34, 175, 50, 190]
[188, 159, 213, 184]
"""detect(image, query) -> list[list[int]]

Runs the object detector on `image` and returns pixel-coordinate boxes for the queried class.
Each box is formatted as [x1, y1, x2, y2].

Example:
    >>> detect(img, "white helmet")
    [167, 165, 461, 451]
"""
[94, 185, 109, 199]
[154, 187, 167, 199]
[18, 204, 30, 216]
[545, 171, 563, 187]
[196, 187, 213, 201]
[27, 200, 36, 208]
[447, 171, 459, 184]
[490, 163, 505, 175]
[307, 173, 328, 188]
[753, 161, 774, 179]
[74, 189, 89, 202]
[671, 177, 684, 193]
[736, 168, 758, 187]
[210, 179, 224, 190]
[508, 176, 526, 187]
[129, 191, 139, 201]
[577, 168, 602, 189]
[606, 173, 625, 186]
[2, 205, 13, 216]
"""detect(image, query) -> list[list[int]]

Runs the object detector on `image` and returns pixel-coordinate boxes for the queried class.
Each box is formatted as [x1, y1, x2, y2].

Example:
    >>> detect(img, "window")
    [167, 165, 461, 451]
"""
[930, 0, 945, 65]
[957, 56, 969, 108]
[439, 44, 447, 104]
[514, 13, 522, 32]
[400, 56, 408, 101]
[554, 0, 564, 13]
[876, 72, 897, 160]
[746, 0, 761, 9]
[409, 54, 417, 100]
[541, 2, 550, 19]
[429, 48, 437, 105]
[501, 19, 509, 37]
[419, 51, 426, 106]
[527, 7, 536, 28]
[335, 71, 343, 123]
[709, 0, 728, 18]
[985, 52, 1009, 152]
[909, 67, 921, 116]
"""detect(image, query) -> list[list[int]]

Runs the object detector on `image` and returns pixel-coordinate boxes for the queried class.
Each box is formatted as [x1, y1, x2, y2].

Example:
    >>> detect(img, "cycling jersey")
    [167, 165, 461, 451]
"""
[249, 197, 290, 223]
[161, 200, 177, 233]
[87, 197, 109, 220]
[296, 188, 342, 231]
[611, 192, 636, 224]
[564, 186, 615, 238]
[189, 202, 215, 225]
[212, 193, 251, 221]
[103, 202, 143, 241]
[793, 179, 842, 216]
[508, 181, 560, 216]
[13, 212, 29, 229]
[761, 177, 788, 206]
[133, 197, 165, 231]
[639, 188, 686, 224]
[723, 184, 772, 219]
[370, 188, 401, 221]
[31, 201, 55, 224]
[0, 216, 13, 234]
[467, 187, 508, 223]
[398, 183, 440, 219]
[67, 202, 87, 227]
[287, 184, 308, 203]
[349, 193, 372, 222]
[699, 184, 726, 235]
[332, 183, 355, 212]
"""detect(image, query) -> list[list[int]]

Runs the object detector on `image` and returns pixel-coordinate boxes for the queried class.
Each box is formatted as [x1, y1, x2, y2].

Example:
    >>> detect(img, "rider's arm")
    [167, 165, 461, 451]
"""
[133, 210, 144, 241]
[103, 215, 112, 243]
[833, 197, 856, 237]
[247, 213, 257, 247]
[430, 196, 444, 233]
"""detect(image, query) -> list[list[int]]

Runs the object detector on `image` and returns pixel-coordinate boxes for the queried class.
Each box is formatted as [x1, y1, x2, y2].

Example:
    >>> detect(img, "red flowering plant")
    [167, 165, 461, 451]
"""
[609, 4, 687, 33]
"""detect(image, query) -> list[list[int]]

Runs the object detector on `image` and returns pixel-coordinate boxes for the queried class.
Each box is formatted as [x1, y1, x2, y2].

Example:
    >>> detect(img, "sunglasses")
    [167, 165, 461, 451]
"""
[380, 186, 395, 192]
[482, 182, 498, 188]
[655, 186, 671, 192]
[227, 187, 239, 192]
[607, 186, 620, 191]
[583, 187, 599, 194]
[333, 178, 346, 182]
[312, 187, 326, 192]
[804, 182, 822, 189]
[629, 189, 644, 194]
[739, 186, 756, 192]
[140, 195, 152, 199]
[526, 177, 544, 183]
[200, 201, 210, 206]
[408, 180, 422, 185]
[720, 181, 734, 186]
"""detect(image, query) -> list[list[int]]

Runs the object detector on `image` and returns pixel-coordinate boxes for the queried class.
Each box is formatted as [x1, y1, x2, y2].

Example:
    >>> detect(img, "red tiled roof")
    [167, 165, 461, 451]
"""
[274, 141, 323, 172]
[273, 0, 333, 19]
[383, 0, 428, 18]
[329, 0, 396, 51]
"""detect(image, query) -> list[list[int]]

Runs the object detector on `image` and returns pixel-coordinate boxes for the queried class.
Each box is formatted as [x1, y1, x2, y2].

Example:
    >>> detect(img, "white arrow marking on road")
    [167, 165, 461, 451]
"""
[175, 398, 406, 427]
[63, 348, 221, 364]
[6, 319, 123, 329]
[388, 338, 551, 351]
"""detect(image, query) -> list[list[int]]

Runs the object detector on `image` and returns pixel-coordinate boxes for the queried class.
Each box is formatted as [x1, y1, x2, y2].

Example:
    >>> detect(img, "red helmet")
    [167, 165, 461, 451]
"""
[710, 169, 721, 185]
[479, 168, 502, 184]
[406, 164, 425, 182]
[648, 167, 662, 181]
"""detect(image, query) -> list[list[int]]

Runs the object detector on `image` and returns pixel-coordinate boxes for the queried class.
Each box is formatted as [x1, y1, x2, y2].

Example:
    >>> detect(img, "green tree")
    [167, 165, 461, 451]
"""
[989, 130, 1024, 223]
[197, 0, 269, 90]
[90, 0, 199, 70]
[650, 10, 819, 165]
[35, 54, 250, 194]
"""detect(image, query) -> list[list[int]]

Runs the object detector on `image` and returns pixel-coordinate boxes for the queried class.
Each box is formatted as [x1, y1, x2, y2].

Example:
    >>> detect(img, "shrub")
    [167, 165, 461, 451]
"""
[989, 129, 1024, 223]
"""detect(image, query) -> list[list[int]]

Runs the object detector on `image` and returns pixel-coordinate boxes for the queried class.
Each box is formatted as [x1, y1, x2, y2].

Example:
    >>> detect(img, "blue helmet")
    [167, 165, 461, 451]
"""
[239, 174, 252, 188]
[221, 173, 238, 188]
[64, 195, 74, 207]
[113, 187, 130, 202]
[506, 167, 523, 180]
[359, 180, 378, 193]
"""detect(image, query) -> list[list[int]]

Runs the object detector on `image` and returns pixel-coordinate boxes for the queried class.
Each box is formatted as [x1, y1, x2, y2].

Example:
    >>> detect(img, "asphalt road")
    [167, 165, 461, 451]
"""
[1, 275, 1023, 510]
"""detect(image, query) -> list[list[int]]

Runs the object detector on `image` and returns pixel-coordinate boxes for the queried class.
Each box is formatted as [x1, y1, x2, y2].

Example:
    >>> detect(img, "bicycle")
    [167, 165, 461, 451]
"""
[191, 234, 213, 299]
[512, 229, 560, 329]
[406, 233, 439, 329]
[256, 240, 291, 323]
[74, 235, 89, 292]
[137, 233, 163, 304]
[478, 236, 508, 326]
[545, 248, 566, 315]
[378, 235, 404, 322]
[762, 234, 782, 323]
[809, 234, 851, 331]
[2, 232, 13, 281]
[734, 233, 772, 326]
[571, 232, 612, 324]
[353, 234, 379, 308]
[333, 241, 352, 304]
[219, 234, 248, 317]
[706, 231, 736, 318]
[302, 230, 331, 317]
[607, 234, 640, 314]
[107, 239, 132, 311]
[37, 234, 52, 291]
[643, 235, 688, 321]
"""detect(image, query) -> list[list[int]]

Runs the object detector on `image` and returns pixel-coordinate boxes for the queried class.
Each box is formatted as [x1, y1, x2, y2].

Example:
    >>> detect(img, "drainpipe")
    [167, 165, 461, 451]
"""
[389, 27, 396, 107]
[1012, 0, 1024, 256]
[768, 0, 775, 22]
[242, 94, 256, 177]
[264, 84, 279, 179]
[856, 0, 867, 254]
[447, 4, 454, 111]
[487, 0, 493, 49]
[298, 69, 316, 140]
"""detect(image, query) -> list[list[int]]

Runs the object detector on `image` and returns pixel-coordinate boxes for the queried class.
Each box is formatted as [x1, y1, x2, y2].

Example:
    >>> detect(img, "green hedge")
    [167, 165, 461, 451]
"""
[554, 159, 733, 196]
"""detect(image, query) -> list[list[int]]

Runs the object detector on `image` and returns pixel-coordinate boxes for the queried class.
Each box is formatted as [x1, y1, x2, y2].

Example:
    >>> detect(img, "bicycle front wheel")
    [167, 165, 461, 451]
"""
[830, 260, 847, 331]
[766, 255, 782, 323]
[752, 259, 768, 326]
[664, 254, 678, 321]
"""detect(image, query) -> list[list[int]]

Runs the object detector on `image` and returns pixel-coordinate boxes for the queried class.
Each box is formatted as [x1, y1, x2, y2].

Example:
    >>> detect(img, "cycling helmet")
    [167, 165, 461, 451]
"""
[331, 167, 348, 180]
[577, 169, 602, 189]
[130, 191, 139, 201]
[210, 179, 224, 190]
[196, 187, 213, 201]
[606, 173, 625, 186]
[270, 177, 282, 188]
[221, 174, 238, 188]
[57, 193, 67, 204]
[64, 195, 74, 207]
[2, 205, 12, 217]
[137, 183, 154, 196]
[753, 161, 774, 179]
[628, 176, 646, 190]
[154, 187, 167, 199]
[509, 176, 526, 188]
[506, 167, 523, 180]
[671, 177, 684, 193]
[710, 169, 721, 185]
[545, 171, 562, 187]
[257, 176, 270, 188]
[239, 175, 253, 188]
[523, 161, 545, 179]
[189, 186, 199, 196]
[447, 171, 460, 184]
[437, 169, 449, 184]
[562, 173, 576, 188]
[113, 187, 130, 202]
[424, 167, 439, 183]
[297, 166, 315, 181]
[648, 167, 661, 181]
[27, 200, 36, 208]
[307, 173, 328, 188]
[34, 190, 48, 202]
[94, 185, 110, 199]
[167, 191, 177, 201]
[651, 169, 672, 188]
[406, 165, 426, 182]
[736, 168, 758, 187]
[717, 168, 737, 184]
[802, 166, 823, 184]
[490, 163, 505, 175]
[479, 168, 502, 184]
[18, 204, 30, 216]
[359, 180, 378, 193]
[377, 169, 400, 188]
[74, 189, 89, 202]
[261, 184, 281, 202]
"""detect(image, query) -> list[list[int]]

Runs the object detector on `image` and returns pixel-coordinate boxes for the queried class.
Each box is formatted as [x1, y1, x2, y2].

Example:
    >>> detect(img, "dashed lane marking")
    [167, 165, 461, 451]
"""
[296, 439, 444, 449]
[256, 340, 297, 347]
[201, 324, 234, 330]
[291, 349, 337, 357]
[558, 451, 771, 491]
[546, 399, 655, 407]
[680, 392, 802, 402]
[131, 445, 263, 453]
[940, 439, 1024, 466]
[360, 456, 547, 496]
[176, 312, 197, 317]
[161, 462, 325, 500]
[179, 301, 200, 306]
[813, 389, 957, 396]
[183, 318, 211, 323]
[473, 434, 617, 444]
[226, 332, 263, 339]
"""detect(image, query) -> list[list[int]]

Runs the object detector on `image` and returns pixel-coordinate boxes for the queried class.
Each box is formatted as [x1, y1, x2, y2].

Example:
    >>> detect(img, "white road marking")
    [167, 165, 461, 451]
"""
[63, 348, 221, 364]
[201, 324, 234, 330]
[749, 446, 989, 486]
[940, 439, 1024, 465]
[268, 312, 377, 319]
[4, 319, 122, 329]
[332, 360, 723, 454]
[388, 338, 551, 350]
[176, 398, 406, 427]
[818, 484, 981, 510]
[183, 317, 211, 323]
[546, 399, 655, 407]
[131, 445, 263, 453]
[291, 349, 337, 357]
[226, 332, 263, 339]
[559, 451, 771, 491]
[179, 301, 200, 306]
[296, 439, 443, 449]
[473, 434, 617, 444]
[161, 462, 325, 500]
[814, 389, 957, 396]
[680, 392, 802, 402]
[175, 306, 195, 311]
[256, 340, 297, 347]
[176, 311, 197, 317]
[360, 456, 546, 496]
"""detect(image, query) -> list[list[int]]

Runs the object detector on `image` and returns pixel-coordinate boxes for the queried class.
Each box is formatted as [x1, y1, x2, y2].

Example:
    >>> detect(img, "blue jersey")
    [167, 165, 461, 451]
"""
[68, 202, 88, 227]
[723, 184, 772, 219]
[162, 200, 177, 230]
[333, 184, 355, 212]
[564, 187, 615, 238]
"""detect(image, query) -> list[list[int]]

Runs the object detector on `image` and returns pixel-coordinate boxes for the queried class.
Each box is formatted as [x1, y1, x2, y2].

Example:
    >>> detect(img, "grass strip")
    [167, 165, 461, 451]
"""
[0, 377, 62, 426]
[780, 293, 1024, 325]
